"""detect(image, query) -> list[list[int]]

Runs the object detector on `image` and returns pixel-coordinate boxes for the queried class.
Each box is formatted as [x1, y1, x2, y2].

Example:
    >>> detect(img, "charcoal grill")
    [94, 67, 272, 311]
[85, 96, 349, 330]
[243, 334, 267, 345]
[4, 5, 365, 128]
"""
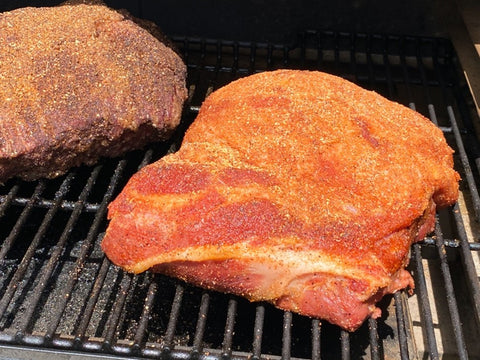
[1, 1, 480, 359]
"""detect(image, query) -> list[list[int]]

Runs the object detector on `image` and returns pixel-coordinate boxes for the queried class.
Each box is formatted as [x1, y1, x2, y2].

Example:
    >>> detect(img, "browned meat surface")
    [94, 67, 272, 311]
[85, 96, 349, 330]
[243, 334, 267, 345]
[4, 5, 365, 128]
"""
[0, 3, 187, 182]
[102, 69, 460, 331]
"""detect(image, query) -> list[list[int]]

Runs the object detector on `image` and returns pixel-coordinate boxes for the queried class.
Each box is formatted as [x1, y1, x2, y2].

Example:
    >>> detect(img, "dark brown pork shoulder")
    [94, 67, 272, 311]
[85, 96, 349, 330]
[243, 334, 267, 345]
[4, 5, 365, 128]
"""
[0, 3, 187, 182]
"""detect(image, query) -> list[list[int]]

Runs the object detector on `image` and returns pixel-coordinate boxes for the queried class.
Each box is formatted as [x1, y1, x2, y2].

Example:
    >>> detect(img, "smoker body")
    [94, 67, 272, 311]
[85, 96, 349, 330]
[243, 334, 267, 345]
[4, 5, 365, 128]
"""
[0, 1, 479, 359]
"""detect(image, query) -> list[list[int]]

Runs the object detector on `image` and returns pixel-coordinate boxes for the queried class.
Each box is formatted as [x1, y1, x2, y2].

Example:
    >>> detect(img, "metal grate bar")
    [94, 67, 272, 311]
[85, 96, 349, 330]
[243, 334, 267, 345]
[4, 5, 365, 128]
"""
[45, 159, 128, 340]
[448, 106, 480, 222]
[433, 219, 469, 359]
[251, 305, 265, 360]
[163, 284, 184, 352]
[427, 104, 441, 127]
[411, 243, 440, 359]
[452, 203, 480, 328]
[133, 280, 158, 351]
[102, 271, 134, 350]
[73, 254, 111, 343]
[281, 312, 292, 360]
[368, 318, 381, 360]
[393, 292, 410, 360]
[0, 196, 100, 213]
[0, 173, 74, 319]
[311, 319, 321, 360]
[221, 298, 237, 358]
[340, 330, 350, 360]
[0, 184, 19, 218]
[191, 292, 210, 357]
[14, 165, 102, 336]
[75, 151, 155, 347]
[0, 181, 45, 262]
[421, 236, 480, 250]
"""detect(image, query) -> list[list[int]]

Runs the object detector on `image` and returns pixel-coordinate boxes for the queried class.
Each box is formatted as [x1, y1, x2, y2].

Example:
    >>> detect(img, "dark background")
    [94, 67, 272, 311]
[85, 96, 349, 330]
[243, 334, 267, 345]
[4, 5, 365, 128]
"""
[1, 0, 449, 42]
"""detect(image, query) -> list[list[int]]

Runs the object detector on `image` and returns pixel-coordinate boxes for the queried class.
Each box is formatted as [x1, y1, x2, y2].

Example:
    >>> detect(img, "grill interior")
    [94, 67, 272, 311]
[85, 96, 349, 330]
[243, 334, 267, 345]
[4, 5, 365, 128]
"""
[0, 28, 480, 360]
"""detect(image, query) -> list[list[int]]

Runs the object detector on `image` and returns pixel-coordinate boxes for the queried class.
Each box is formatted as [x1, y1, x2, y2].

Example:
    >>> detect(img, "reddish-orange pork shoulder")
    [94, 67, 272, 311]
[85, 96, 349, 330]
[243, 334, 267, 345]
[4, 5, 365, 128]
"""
[102, 69, 459, 331]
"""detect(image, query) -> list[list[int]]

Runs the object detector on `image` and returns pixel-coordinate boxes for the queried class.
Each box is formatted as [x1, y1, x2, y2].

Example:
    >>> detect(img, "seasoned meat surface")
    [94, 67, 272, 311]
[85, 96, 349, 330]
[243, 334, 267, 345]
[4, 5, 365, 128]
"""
[102, 70, 459, 331]
[0, 4, 187, 182]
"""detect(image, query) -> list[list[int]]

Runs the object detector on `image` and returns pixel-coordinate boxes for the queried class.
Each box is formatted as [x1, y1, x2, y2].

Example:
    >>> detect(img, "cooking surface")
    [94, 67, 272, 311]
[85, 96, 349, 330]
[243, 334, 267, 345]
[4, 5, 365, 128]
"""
[0, 27, 480, 360]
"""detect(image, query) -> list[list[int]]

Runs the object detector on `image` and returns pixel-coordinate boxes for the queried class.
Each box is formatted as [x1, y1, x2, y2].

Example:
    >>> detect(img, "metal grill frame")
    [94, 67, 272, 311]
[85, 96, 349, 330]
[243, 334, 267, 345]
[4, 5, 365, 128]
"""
[0, 30, 479, 360]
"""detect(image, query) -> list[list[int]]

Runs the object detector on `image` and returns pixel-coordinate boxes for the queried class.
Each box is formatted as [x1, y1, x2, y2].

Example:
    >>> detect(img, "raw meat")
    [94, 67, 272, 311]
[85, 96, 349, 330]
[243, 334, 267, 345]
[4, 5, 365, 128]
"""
[101, 70, 459, 331]
[0, 3, 187, 182]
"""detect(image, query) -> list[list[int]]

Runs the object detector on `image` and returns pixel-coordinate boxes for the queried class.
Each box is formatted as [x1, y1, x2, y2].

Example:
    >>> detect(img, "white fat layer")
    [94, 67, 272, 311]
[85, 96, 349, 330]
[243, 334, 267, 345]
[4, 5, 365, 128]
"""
[128, 239, 394, 300]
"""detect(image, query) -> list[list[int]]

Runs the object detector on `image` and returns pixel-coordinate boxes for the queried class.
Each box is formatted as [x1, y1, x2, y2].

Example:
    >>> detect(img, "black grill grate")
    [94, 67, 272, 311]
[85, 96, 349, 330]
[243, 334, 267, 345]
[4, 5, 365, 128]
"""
[0, 31, 480, 360]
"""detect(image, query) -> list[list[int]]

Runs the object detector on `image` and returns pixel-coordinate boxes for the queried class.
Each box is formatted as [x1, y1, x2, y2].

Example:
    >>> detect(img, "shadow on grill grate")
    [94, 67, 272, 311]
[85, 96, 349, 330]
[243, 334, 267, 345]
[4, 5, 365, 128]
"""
[1, 30, 480, 360]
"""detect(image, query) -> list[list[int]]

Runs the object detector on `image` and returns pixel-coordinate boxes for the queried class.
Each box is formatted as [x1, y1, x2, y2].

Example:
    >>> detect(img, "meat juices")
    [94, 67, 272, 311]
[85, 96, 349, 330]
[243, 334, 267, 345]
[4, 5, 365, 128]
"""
[0, 4, 187, 182]
[102, 70, 459, 331]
